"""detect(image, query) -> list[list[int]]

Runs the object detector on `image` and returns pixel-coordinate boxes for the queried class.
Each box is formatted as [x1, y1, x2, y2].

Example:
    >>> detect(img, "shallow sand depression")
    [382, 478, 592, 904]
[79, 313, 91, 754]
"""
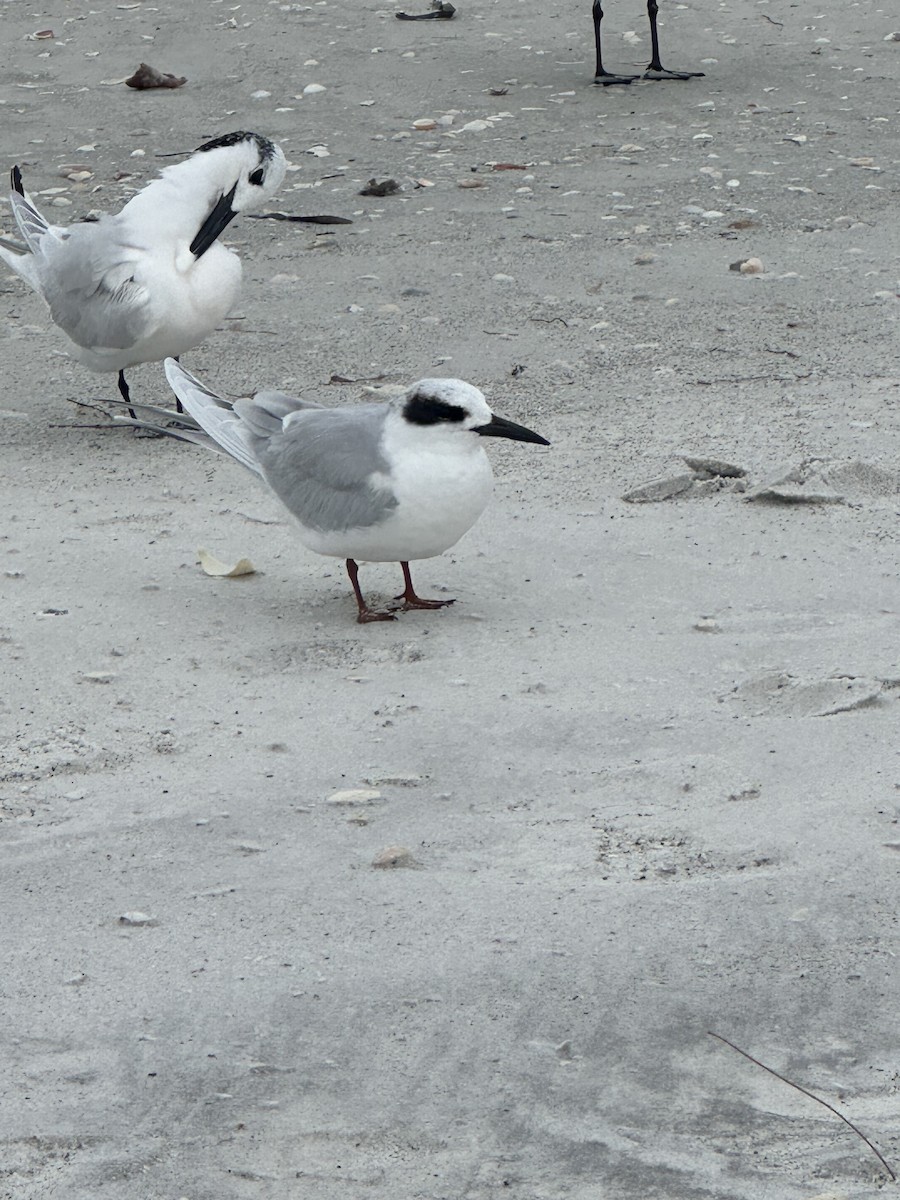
[2, 0, 899, 1196]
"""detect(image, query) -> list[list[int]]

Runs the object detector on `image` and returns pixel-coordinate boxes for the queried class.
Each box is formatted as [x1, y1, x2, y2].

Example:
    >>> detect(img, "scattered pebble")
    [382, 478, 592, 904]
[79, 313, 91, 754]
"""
[78, 671, 116, 684]
[303, 83, 326, 95]
[412, 118, 437, 131]
[372, 846, 421, 869]
[360, 178, 400, 197]
[693, 617, 720, 633]
[729, 257, 764, 274]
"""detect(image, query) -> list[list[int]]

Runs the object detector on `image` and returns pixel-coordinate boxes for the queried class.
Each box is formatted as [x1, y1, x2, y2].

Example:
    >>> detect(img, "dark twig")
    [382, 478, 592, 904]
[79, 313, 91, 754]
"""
[708, 1031, 896, 1182]
[760, 13, 784, 27]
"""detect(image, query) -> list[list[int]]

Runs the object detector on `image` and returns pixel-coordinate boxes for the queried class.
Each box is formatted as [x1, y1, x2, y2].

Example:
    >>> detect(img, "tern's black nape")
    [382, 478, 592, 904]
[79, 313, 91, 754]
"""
[194, 131, 278, 161]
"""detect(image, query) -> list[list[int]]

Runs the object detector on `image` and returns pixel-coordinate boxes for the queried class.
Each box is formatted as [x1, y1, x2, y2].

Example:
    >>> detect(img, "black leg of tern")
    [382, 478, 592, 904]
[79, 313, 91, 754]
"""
[592, 0, 637, 84]
[643, 0, 705, 79]
[118, 369, 137, 420]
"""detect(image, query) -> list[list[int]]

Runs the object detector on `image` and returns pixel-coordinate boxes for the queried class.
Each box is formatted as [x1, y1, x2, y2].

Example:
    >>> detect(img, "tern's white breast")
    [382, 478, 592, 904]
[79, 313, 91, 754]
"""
[74, 242, 242, 373]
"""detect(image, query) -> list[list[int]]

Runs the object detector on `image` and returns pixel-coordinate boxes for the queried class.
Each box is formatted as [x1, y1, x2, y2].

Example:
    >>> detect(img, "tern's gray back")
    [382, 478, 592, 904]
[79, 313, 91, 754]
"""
[252, 404, 398, 533]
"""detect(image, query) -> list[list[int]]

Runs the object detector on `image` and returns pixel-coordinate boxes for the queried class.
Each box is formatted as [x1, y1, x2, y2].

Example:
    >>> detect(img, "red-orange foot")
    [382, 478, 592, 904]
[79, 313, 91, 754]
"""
[356, 608, 397, 624]
[392, 595, 456, 612]
[392, 561, 455, 612]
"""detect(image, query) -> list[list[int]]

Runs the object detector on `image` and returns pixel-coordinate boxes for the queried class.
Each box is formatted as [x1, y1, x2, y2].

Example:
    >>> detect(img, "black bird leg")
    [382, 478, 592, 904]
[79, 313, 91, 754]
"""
[345, 558, 396, 624]
[592, 0, 637, 84]
[117, 369, 136, 420]
[643, 0, 705, 79]
[172, 355, 183, 413]
[392, 562, 455, 612]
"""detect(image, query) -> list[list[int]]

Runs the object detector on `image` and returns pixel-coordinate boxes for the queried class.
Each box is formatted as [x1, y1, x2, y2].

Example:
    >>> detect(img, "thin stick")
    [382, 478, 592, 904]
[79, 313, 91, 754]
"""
[707, 1031, 896, 1182]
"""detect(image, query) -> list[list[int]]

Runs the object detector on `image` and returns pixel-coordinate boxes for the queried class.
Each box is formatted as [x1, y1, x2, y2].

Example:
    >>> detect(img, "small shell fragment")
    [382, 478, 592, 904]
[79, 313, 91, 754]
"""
[682, 456, 747, 479]
[412, 118, 437, 131]
[622, 473, 695, 503]
[197, 549, 256, 578]
[326, 788, 383, 805]
[729, 257, 764, 274]
[118, 912, 157, 926]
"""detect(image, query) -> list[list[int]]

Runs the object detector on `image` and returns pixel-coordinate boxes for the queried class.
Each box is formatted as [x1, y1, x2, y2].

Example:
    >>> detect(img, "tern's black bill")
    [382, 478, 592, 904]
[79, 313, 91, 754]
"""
[475, 414, 549, 446]
[190, 183, 239, 258]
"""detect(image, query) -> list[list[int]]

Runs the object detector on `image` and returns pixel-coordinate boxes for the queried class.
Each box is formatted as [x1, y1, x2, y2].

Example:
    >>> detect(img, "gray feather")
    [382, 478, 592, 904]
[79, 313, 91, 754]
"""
[165, 359, 399, 533]
[164, 360, 262, 476]
[4, 188, 153, 351]
[254, 405, 398, 533]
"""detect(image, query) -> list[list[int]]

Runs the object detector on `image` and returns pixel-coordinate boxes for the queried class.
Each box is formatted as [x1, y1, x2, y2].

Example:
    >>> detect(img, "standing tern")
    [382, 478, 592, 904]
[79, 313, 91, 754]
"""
[0, 131, 286, 411]
[150, 359, 549, 623]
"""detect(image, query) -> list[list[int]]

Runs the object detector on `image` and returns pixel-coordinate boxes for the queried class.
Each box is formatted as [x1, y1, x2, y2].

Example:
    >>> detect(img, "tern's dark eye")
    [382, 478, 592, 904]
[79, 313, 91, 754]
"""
[248, 167, 265, 186]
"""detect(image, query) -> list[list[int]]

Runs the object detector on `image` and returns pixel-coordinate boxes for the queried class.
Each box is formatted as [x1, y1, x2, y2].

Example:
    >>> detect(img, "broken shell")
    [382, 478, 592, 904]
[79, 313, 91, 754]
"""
[412, 118, 437, 131]
[125, 63, 187, 89]
[622, 473, 695, 503]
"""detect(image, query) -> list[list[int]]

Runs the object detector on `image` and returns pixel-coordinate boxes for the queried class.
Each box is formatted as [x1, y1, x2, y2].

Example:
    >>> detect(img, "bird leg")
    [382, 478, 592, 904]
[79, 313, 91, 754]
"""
[592, 0, 637, 85]
[172, 355, 184, 413]
[118, 369, 137, 420]
[392, 562, 456, 612]
[643, 0, 705, 79]
[346, 558, 396, 624]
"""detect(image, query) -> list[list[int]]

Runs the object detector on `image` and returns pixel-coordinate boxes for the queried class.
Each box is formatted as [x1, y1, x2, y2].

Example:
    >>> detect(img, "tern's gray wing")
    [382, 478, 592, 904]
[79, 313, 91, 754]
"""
[251, 404, 399, 534]
[16, 206, 152, 352]
[9, 190, 54, 252]
[164, 359, 263, 475]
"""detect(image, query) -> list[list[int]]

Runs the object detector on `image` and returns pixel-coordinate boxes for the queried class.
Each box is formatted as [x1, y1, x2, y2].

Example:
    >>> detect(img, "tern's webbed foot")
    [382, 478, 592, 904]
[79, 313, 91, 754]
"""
[391, 595, 456, 612]
[593, 71, 636, 86]
[643, 67, 705, 81]
[356, 608, 397, 624]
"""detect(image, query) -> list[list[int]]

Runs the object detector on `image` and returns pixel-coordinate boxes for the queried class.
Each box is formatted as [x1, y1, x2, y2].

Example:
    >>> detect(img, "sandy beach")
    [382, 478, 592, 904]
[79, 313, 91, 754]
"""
[2, 0, 899, 1196]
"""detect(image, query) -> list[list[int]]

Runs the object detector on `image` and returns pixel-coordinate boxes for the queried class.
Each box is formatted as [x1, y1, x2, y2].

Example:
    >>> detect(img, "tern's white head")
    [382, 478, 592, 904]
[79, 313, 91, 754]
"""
[392, 378, 550, 447]
[125, 130, 287, 259]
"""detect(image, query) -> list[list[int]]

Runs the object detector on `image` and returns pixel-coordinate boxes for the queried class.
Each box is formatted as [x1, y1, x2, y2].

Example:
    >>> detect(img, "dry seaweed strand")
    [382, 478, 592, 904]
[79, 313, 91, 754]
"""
[707, 1031, 896, 1182]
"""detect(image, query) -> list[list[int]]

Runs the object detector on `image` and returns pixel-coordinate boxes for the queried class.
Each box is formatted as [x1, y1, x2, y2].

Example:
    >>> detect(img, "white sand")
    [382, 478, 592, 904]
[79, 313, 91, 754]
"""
[2, 1, 899, 1195]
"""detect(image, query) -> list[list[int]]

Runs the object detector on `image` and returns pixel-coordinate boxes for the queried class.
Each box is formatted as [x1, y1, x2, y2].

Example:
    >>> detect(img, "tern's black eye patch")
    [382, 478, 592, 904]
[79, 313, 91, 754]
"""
[403, 393, 467, 425]
[249, 167, 265, 186]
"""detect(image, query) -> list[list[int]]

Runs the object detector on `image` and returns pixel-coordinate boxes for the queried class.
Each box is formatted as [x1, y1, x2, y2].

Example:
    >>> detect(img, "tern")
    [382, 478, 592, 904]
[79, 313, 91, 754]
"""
[140, 359, 549, 623]
[0, 131, 286, 411]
